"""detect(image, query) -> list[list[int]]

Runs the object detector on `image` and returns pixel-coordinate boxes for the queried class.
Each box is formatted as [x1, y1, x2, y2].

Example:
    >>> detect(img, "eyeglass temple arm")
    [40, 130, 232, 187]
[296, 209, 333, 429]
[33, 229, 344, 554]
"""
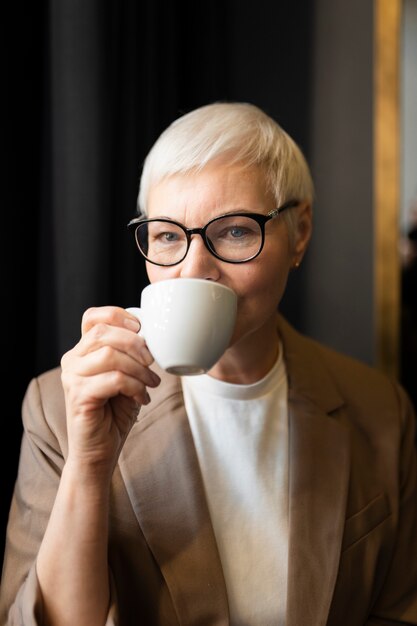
[268, 199, 300, 218]
[127, 215, 145, 227]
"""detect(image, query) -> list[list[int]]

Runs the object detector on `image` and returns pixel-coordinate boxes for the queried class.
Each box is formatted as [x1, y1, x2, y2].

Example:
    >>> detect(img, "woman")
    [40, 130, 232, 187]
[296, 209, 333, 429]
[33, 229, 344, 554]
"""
[1, 102, 416, 626]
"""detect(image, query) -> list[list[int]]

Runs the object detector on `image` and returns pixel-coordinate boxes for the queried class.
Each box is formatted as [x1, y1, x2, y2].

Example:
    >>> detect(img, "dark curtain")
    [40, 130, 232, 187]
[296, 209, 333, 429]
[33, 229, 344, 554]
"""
[3, 0, 313, 564]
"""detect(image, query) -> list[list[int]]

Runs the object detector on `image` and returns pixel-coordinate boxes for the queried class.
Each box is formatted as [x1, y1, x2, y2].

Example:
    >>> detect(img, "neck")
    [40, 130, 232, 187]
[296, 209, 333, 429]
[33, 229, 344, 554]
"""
[208, 314, 280, 385]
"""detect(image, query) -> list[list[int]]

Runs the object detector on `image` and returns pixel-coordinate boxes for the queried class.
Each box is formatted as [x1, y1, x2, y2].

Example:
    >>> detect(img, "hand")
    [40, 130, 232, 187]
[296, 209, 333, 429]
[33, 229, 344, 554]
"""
[60, 306, 161, 478]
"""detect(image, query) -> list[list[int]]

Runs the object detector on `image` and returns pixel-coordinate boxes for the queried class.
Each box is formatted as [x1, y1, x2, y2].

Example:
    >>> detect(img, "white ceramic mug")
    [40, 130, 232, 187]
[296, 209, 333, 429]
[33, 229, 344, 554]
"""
[126, 278, 238, 375]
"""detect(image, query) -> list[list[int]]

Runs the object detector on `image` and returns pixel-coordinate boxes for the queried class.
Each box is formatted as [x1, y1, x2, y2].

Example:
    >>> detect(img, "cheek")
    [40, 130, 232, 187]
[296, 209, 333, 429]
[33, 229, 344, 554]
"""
[231, 247, 291, 302]
[228, 256, 291, 323]
[146, 263, 179, 283]
[236, 270, 287, 311]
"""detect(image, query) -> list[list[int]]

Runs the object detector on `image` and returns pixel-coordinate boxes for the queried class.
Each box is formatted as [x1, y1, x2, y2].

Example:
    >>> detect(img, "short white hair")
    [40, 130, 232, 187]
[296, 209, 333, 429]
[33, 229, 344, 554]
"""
[137, 102, 314, 237]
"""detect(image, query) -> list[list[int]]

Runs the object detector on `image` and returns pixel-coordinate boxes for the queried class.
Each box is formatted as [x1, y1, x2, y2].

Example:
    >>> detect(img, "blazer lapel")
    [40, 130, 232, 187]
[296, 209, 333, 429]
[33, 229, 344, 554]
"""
[278, 316, 350, 626]
[118, 370, 229, 626]
[286, 397, 350, 626]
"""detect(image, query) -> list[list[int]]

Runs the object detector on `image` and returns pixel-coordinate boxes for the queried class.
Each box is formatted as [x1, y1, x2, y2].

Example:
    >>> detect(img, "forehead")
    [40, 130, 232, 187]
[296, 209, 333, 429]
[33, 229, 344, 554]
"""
[146, 162, 274, 222]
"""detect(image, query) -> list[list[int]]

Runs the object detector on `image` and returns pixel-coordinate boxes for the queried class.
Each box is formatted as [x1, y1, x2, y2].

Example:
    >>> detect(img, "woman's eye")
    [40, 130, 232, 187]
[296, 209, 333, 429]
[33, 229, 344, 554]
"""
[218, 225, 253, 240]
[229, 226, 247, 238]
[152, 230, 180, 243]
[162, 231, 178, 242]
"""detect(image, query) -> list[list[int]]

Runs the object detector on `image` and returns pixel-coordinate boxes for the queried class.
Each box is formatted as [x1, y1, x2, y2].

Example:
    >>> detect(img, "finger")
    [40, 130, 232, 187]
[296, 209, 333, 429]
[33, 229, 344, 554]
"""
[81, 306, 140, 335]
[63, 347, 161, 388]
[70, 323, 154, 367]
[62, 370, 153, 409]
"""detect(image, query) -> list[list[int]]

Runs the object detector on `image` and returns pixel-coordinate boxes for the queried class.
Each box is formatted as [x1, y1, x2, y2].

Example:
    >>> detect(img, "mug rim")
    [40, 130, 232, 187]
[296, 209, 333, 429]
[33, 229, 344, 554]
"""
[143, 277, 237, 297]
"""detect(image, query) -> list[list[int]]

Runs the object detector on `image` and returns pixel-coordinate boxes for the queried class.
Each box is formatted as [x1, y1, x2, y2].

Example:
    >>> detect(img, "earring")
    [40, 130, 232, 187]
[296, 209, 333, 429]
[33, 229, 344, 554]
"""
[293, 259, 301, 269]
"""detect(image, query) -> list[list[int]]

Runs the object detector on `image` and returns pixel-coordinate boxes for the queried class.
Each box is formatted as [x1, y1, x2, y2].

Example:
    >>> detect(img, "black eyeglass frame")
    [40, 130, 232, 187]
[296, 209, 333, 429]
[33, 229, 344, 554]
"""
[127, 198, 299, 266]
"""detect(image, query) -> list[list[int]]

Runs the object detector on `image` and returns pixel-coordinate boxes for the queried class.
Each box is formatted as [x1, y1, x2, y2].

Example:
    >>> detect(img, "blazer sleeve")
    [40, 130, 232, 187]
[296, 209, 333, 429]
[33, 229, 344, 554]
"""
[0, 375, 119, 626]
[367, 384, 417, 624]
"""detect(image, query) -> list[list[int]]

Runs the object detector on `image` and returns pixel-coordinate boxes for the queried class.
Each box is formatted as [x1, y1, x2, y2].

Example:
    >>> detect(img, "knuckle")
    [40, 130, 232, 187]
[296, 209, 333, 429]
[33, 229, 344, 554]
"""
[110, 370, 125, 388]
[81, 307, 98, 326]
[100, 344, 115, 361]
[91, 322, 108, 340]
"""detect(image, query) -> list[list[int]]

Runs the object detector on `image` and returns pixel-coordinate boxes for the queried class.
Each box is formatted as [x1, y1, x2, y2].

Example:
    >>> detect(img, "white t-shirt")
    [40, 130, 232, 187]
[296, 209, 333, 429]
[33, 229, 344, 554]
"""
[182, 348, 289, 626]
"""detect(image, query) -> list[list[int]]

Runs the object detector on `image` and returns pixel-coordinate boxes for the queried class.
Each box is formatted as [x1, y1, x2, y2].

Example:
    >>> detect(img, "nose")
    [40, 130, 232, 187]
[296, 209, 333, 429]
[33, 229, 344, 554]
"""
[179, 234, 221, 281]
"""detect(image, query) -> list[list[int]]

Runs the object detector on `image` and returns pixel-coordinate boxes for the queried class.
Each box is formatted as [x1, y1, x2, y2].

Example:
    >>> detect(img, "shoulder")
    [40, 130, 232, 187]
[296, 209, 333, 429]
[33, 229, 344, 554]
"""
[22, 365, 67, 451]
[278, 314, 414, 430]
[306, 334, 392, 391]
[25, 365, 64, 410]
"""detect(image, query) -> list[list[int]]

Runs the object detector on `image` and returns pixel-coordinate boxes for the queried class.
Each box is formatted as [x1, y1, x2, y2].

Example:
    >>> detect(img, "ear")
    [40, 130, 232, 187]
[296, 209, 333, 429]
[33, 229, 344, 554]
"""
[292, 201, 313, 266]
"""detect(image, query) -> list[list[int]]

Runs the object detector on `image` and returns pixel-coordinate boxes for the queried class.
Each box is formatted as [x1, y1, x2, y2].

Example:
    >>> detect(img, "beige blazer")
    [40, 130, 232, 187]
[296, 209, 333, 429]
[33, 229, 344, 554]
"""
[1, 315, 417, 626]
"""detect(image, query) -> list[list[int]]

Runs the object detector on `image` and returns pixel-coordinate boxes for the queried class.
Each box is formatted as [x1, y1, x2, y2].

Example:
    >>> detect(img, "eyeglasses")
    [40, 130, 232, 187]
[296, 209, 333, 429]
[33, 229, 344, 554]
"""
[127, 199, 299, 266]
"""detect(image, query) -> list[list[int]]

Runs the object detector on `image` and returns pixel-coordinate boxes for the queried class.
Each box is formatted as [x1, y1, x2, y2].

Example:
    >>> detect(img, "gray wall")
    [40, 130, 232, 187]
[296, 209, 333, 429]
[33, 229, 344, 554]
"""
[304, 0, 375, 366]
[401, 0, 417, 234]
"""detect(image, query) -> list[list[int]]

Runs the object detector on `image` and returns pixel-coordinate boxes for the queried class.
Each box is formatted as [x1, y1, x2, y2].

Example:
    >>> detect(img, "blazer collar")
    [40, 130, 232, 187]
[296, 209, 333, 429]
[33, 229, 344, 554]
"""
[277, 315, 350, 626]
[119, 314, 350, 626]
[276, 313, 345, 414]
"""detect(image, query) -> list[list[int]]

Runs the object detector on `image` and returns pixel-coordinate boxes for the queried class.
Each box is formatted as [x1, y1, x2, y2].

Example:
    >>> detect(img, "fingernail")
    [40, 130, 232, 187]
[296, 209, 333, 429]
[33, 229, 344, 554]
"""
[150, 371, 161, 386]
[125, 317, 140, 332]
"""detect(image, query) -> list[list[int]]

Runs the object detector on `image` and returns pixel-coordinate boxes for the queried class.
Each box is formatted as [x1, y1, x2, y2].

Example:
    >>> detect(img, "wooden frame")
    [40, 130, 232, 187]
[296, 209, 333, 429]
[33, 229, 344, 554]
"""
[374, 0, 402, 378]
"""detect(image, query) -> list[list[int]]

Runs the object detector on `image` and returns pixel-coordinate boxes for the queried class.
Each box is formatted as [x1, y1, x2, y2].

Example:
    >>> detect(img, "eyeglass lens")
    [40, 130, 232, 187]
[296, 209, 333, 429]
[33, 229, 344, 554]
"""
[136, 215, 263, 264]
